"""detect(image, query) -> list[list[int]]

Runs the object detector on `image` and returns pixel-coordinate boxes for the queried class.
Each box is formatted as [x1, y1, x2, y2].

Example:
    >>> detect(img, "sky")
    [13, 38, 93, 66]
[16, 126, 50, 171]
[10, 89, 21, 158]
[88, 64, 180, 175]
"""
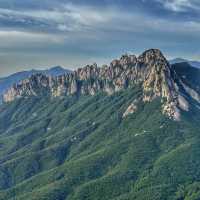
[0, 0, 200, 76]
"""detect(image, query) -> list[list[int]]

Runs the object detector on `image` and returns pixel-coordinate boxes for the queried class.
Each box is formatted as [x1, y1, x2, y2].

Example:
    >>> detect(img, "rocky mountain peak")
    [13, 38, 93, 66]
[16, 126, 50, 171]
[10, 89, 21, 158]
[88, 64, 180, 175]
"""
[139, 49, 165, 61]
[3, 49, 196, 121]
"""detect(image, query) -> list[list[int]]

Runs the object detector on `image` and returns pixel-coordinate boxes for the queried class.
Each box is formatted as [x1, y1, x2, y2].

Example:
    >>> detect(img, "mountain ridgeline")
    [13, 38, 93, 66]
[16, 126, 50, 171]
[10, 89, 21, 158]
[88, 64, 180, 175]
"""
[1, 49, 200, 200]
[3, 49, 200, 121]
[0, 66, 71, 103]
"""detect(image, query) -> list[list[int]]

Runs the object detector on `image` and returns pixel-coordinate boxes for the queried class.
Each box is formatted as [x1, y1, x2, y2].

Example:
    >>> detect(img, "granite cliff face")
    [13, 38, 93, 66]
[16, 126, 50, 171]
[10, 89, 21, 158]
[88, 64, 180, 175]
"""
[3, 49, 195, 121]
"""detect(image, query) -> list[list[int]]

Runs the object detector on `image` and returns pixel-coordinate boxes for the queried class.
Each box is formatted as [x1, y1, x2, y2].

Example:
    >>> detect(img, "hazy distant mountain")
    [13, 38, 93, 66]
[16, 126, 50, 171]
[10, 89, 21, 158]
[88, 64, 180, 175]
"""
[0, 66, 71, 102]
[169, 58, 188, 64]
[169, 58, 200, 68]
[189, 61, 200, 68]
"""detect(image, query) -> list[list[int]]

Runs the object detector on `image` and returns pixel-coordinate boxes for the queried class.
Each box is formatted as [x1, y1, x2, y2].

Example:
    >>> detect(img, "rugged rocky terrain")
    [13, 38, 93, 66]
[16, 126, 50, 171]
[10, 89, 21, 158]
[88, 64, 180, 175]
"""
[0, 66, 71, 103]
[3, 49, 200, 121]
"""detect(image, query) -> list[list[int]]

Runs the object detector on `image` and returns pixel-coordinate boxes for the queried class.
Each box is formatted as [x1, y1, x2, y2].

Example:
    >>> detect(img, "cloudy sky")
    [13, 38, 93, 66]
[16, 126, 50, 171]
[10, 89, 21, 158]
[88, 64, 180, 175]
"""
[0, 0, 200, 76]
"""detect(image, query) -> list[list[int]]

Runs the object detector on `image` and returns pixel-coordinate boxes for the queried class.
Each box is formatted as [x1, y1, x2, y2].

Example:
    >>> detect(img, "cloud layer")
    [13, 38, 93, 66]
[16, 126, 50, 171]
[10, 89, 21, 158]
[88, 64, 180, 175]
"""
[0, 0, 200, 76]
[157, 0, 200, 12]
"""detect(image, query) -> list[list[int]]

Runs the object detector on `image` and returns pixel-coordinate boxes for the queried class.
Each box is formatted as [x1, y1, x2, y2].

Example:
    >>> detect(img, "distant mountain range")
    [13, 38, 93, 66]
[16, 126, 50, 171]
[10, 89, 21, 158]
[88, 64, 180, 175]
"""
[169, 58, 200, 68]
[0, 66, 71, 103]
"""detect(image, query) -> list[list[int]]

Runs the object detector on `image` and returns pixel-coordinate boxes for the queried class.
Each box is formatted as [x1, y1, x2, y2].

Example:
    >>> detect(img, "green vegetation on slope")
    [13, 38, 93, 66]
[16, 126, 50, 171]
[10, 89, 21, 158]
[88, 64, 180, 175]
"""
[0, 86, 200, 200]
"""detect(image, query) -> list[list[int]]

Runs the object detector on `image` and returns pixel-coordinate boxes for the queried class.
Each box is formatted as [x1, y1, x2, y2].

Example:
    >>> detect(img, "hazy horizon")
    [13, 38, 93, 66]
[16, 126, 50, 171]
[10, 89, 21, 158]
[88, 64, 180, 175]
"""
[1, 53, 200, 78]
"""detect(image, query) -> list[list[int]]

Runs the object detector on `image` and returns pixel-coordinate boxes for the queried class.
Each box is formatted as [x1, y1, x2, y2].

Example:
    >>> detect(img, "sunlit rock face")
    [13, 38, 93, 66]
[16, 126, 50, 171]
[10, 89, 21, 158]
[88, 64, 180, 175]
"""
[3, 49, 196, 121]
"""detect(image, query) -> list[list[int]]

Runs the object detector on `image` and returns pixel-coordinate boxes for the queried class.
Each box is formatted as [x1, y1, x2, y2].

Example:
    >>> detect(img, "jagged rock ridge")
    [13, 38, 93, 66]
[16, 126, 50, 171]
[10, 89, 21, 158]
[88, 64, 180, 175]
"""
[3, 49, 194, 121]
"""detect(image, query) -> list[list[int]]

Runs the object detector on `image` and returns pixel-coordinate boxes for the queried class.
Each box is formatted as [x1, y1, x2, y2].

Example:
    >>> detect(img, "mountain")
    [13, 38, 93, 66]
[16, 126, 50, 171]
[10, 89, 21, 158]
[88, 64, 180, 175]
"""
[169, 58, 188, 65]
[0, 49, 200, 200]
[3, 49, 200, 121]
[169, 58, 200, 68]
[189, 61, 200, 68]
[0, 66, 71, 103]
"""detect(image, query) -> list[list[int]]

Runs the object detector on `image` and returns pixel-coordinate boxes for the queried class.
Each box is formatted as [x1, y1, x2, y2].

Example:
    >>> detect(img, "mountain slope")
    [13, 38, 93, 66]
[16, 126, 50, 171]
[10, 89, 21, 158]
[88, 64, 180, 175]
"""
[3, 49, 191, 121]
[0, 49, 200, 200]
[0, 66, 71, 103]
[0, 87, 200, 200]
[170, 58, 200, 69]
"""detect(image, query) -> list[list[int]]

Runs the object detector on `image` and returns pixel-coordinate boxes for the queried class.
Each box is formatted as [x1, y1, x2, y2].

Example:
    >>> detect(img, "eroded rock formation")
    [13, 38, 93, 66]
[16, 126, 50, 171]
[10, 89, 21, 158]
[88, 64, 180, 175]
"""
[3, 49, 193, 120]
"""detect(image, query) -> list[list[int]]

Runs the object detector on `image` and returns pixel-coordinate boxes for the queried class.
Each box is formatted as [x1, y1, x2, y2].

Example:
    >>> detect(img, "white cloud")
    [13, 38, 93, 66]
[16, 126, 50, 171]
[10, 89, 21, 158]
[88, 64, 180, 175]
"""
[0, 31, 65, 49]
[157, 0, 200, 12]
[57, 24, 69, 31]
[0, 2, 200, 73]
[0, 2, 200, 36]
[0, 4, 116, 33]
[0, 3, 200, 46]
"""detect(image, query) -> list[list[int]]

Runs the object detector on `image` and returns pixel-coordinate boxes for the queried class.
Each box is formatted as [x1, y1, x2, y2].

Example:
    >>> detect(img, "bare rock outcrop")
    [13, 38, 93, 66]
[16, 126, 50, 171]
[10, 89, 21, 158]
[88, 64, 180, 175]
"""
[4, 49, 195, 121]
